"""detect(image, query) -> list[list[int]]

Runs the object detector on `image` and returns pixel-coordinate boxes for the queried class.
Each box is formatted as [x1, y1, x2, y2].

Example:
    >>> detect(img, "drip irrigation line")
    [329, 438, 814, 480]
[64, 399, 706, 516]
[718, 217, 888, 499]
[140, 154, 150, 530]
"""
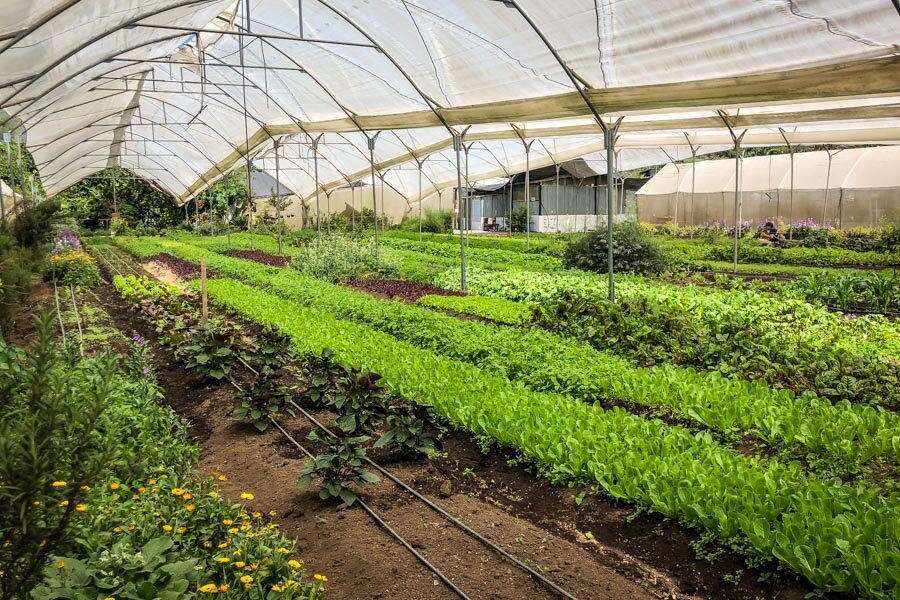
[286, 399, 578, 600]
[269, 412, 472, 600]
[52, 280, 67, 345]
[69, 284, 85, 356]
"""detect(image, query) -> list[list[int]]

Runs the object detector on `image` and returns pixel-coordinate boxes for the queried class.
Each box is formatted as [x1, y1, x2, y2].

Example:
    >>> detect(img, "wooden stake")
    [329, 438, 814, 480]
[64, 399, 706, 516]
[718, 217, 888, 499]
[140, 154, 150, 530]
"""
[200, 260, 208, 323]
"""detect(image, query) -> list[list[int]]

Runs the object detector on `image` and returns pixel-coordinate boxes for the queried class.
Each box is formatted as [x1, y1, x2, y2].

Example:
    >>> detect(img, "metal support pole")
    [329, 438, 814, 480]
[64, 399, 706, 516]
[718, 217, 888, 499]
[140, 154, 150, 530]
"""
[823, 150, 843, 226]
[112, 164, 118, 214]
[507, 175, 513, 235]
[350, 183, 355, 232]
[417, 157, 424, 241]
[717, 111, 747, 273]
[3, 133, 13, 217]
[368, 132, 380, 258]
[604, 117, 623, 302]
[683, 134, 698, 231]
[778, 128, 794, 239]
[463, 143, 473, 239]
[238, 0, 252, 250]
[555, 163, 560, 233]
[274, 137, 283, 255]
[17, 137, 26, 204]
[312, 133, 323, 244]
[454, 134, 466, 290]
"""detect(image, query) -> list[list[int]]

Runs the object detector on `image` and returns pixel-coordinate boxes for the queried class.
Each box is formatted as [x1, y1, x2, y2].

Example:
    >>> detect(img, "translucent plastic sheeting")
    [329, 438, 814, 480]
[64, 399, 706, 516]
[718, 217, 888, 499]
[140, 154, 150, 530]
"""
[3, 0, 900, 200]
[635, 146, 900, 227]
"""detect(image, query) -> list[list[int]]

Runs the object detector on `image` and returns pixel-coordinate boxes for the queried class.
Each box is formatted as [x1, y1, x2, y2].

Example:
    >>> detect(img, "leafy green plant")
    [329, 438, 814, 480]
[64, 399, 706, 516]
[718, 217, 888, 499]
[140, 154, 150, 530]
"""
[417, 293, 531, 325]
[0, 316, 117, 599]
[232, 375, 293, 431]
[174, 321, 251, 382]
[193, 276, 899, 598]
[562, 222, 671, 275]
[291, 235, 397, 283]
[297, 432, 379, 506]
[331, 368, 388, 435]
[376, 407, 436, 456]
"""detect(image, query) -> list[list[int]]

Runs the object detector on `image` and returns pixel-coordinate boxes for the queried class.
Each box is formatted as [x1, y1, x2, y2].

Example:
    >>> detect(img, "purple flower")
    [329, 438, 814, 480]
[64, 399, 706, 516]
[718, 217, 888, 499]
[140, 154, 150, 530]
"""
[142, 368, 152, 376]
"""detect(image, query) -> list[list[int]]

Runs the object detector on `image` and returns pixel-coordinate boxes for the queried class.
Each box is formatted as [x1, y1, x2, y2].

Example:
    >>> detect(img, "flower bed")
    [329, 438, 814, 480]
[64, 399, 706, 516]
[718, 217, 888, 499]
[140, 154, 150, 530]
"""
[347, 278, 466, 302]
[222, 249, 291, 267]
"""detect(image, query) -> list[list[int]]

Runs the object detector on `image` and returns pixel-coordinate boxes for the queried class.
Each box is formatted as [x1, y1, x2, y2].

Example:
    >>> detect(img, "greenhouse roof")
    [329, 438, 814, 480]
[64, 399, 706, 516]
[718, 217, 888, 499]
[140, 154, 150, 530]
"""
[2, 1, 899, 203]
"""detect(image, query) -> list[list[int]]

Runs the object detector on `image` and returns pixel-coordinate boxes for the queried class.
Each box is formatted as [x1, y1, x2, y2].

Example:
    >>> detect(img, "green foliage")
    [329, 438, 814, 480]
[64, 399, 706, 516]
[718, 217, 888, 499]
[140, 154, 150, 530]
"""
[11, 198, 61, 249]
[291, 235, 397, 283]
[115, 236, 900, 465]
[563, 222, 671, 275]
[0, 316, 117, 598]
[416, 293, 531, 325]
[56, 168, 181, 231]
[174, 321, 251, 382]
[403, 208, 453, 234]
[297, 432, 379, 506]
[381, 236, 561, 272]
[509, 206, 529, 233]
[671, 238, 900, 267]
[46, 251, 101, 287]
[193, 277, 899, 598]
[793, 271, 898, 313]
[442, 267, 900, 408]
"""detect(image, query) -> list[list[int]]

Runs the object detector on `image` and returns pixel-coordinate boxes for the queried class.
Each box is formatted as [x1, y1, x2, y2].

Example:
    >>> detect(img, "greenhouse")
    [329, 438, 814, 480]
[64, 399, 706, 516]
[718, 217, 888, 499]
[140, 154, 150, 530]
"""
[1, 1, 899, 599]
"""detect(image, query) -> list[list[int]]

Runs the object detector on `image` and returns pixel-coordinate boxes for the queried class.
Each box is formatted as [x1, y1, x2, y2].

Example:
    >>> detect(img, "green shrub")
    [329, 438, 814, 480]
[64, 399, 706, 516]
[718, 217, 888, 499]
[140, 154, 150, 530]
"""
[562, 222, 670, 275]
[291, 236, 397, 282]
[11, 199, 61, 250]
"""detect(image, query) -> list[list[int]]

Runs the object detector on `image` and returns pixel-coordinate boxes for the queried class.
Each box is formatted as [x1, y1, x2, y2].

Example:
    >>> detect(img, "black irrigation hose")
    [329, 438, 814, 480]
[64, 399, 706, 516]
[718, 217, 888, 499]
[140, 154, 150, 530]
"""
[268, 416, 472, 600]
[286, 399, 579, 600]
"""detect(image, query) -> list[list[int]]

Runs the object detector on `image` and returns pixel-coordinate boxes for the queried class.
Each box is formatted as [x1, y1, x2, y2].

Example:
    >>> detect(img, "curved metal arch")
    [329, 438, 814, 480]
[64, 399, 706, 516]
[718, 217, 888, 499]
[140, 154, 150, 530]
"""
[38, 117, 225, 191]
[43, 153, 182, 198]
[31, 100, 233, 181]
[0, 0, 220, 110]
[2, 32, 192, 126]
[0, 0, 87, 56]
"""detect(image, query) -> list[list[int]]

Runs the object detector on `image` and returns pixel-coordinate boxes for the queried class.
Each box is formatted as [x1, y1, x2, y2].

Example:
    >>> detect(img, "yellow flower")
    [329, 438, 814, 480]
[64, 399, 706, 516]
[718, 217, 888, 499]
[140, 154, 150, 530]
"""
[75, 504, 87, 512]
[182, 492, 192, 500]
[287, 560, 301, 570]
[59, 500, 69, 507]
[268, 510, 277, 517]
[240, 492, 254, 501]
[227, 527, 239, 535]
[203, 541, 213, 548]
[131, 494, 139, 500]
[314, 574, 327, 582]
[171, 488, 185, 496]
[80, 486, 91, 492]
[215, 557, 230, 564]
[103, 597, 115, 600]
[222, 519, 233, 526]
[251, 511, 261, 518]
[113, 526, 122, 533]
[198, 583, 218, 593]
[137, 487, 147, 494]
[217, 542, 229, 549]
[276, 548, 290, 555]
[218, 474, 227, 482]
[271, 585, 283, 592]
[178, 526, 187, 534]
[234, 561, 246, 568]
[186, 504, 196, 511]
[232, 549, 241, 556]
[239, 575, 253, 584]
[51, 481, 66, 487]
[209, 491, 219, 498]
[109, 482, 120, 490]
[218, 584, 228, 593]
[148, 479, 157, 485]
[33, 500, 42, 506]
[55, 560, 65, 569]
[162, 525, 173, 532]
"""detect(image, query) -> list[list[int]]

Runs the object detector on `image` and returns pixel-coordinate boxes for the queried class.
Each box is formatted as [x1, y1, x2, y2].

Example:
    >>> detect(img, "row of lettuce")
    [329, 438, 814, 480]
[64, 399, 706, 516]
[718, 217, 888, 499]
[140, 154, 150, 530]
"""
[103, 248, 898, 598]
[114, 235, 900, 469]
[1, 306, 323, 598]
[165, 231, 900, 409]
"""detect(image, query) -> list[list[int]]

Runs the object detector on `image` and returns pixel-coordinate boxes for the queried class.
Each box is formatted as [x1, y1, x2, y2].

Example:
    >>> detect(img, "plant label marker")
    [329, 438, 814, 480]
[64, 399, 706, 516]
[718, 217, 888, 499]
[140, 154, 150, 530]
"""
[201, 260, 208, 323]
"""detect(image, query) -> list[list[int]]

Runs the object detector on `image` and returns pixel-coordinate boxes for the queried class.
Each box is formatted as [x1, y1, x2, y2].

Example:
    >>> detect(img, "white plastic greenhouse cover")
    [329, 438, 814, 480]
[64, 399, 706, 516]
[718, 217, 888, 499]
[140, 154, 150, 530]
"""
[2, 1, 899, 202]
[635, 146, 900, 226]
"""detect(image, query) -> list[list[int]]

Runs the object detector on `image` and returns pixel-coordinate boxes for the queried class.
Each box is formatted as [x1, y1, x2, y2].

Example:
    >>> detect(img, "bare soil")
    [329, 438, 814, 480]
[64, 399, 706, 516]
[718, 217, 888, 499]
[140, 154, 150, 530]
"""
[85, 247, 819, 600]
